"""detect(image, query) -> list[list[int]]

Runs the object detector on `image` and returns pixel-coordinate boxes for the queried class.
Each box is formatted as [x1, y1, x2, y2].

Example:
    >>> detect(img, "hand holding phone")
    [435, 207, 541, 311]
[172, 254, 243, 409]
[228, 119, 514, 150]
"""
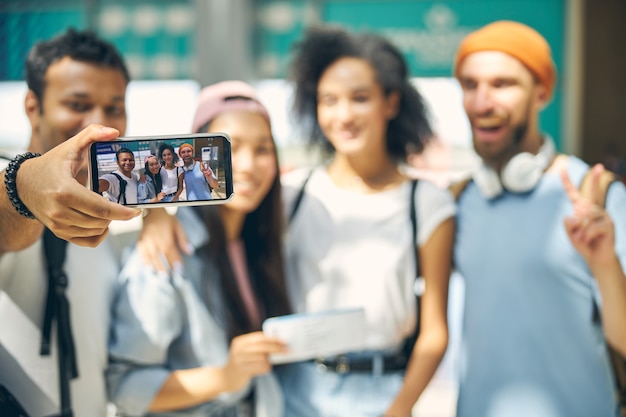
[89, 133, 233, 208]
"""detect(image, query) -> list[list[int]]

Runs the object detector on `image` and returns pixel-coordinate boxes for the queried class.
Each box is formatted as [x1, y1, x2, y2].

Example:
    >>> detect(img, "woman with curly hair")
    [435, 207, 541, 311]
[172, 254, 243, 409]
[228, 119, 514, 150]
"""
[276, 25, 456, 417]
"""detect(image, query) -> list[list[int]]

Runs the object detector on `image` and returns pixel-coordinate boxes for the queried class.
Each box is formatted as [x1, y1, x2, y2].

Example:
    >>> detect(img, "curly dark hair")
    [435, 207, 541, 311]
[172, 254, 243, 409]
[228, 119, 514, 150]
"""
[289, 24, 433, 161]
[25, 28, 129, 108]
[158, 142, 180, 165]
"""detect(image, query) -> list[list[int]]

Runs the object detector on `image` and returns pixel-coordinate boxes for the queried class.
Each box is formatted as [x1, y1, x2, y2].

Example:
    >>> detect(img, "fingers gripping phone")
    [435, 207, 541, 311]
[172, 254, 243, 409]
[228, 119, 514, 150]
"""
[89, 133, 233, 208]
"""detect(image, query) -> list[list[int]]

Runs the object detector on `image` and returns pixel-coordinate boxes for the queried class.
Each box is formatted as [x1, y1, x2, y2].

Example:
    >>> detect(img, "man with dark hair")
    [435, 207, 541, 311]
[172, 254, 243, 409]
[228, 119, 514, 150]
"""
[0, 28, 140, 416]
[0, 28, 139, 253]
[98, 147, 139, 205]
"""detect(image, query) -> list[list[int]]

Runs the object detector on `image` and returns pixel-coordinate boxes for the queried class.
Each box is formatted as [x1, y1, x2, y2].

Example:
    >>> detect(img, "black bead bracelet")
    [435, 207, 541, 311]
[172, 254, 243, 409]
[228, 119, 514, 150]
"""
[4, 151, 41, 219]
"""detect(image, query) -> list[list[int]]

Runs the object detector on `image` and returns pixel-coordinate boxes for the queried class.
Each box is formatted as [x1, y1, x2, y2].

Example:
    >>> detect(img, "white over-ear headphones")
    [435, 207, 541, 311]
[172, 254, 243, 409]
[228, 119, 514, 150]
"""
[473, 139, 556, 199]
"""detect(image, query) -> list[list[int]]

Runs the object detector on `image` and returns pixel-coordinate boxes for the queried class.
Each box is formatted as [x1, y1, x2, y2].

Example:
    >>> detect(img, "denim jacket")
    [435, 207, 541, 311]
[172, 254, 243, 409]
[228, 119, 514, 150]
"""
[107, 207, 283, 417]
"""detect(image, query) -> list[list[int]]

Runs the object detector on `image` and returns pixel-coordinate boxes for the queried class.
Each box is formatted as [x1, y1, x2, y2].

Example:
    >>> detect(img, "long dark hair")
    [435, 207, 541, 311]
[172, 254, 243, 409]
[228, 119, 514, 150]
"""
[289, 25, 433, 161]
[144, 157, 163, 194]
[194, 113, 291, 340]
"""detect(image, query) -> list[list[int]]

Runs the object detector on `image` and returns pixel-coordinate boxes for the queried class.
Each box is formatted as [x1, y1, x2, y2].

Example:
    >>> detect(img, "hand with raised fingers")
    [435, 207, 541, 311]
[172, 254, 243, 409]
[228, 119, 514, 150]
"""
[561, 163, 616, 268]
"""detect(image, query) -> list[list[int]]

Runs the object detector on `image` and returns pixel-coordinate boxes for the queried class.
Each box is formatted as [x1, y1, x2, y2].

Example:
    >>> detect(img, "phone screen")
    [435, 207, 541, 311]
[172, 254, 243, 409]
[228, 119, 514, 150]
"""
[89, 133, 233, 208]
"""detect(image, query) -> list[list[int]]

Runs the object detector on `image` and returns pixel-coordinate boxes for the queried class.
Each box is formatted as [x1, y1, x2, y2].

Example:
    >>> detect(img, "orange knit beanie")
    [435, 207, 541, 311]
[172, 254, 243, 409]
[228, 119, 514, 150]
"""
[178, 143, 193, 157]
[454, 20, 556, 98]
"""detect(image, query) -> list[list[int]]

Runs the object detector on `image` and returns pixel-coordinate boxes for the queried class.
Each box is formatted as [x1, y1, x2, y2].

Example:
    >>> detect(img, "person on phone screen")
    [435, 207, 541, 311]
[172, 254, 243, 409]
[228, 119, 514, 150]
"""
[98, 147, 139, 205]
[138, 154, 166, 204]
[158, 142, 185, 202]
[179, 142, 218, 201]
[451, 21, 626, 417]
[0, 28, 140, 416]
[107, 80, 291, 416]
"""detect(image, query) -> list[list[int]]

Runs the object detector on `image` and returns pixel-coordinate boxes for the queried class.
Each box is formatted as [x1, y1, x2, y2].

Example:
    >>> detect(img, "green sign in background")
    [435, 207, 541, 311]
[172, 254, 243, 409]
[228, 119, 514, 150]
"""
[321, 0, 566, 149]
[1, 0, 566, 148]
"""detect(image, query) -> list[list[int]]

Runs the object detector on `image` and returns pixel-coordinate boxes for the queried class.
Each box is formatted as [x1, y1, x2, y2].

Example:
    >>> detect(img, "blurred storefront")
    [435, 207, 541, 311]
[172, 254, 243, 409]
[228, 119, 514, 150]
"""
[1, 0, 624, 175]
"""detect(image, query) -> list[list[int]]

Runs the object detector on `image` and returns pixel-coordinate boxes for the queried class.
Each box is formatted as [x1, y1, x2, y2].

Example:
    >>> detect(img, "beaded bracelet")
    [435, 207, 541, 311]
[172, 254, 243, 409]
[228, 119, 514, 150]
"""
[4, 151, 41, 219]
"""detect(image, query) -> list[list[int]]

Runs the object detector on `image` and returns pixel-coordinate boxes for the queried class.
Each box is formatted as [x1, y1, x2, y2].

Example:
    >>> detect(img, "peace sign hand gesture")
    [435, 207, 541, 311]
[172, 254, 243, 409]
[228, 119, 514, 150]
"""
[561, 163, 616, 270]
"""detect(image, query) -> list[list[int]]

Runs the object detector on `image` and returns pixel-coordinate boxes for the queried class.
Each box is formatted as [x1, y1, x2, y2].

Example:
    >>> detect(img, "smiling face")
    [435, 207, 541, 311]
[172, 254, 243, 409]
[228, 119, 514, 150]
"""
[179, 146, 194, 165]
[26, 56, 127, 155]
[161, 148, 174, 168]
[146, 156, 161, 175]
[316, 57, 398, 160]
[458, 51, 548, 169]
[116, 151, 135, 176]
[207, 111, 277, 214]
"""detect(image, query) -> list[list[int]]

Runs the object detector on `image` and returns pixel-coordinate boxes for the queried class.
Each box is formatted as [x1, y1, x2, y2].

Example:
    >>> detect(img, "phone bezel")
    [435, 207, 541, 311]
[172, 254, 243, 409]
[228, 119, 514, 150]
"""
[88, 132, 234, 209]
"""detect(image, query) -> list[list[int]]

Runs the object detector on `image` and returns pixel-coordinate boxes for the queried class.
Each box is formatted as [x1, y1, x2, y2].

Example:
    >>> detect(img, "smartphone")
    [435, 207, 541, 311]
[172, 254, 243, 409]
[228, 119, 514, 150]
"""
[89, 132, 233, 208]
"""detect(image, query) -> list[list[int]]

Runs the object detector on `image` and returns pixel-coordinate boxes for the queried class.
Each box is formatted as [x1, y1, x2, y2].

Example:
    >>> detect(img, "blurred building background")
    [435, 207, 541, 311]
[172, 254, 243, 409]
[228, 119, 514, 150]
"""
[1, 0, 625, 175]
[1, 1, 625, 416]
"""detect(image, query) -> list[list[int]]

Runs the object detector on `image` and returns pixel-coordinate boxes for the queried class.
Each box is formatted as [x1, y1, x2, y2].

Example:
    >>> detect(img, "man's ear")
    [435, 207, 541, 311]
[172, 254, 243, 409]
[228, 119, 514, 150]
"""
[535, 84, 551, 110]
[24, 90, 41, 131]
[386, 90, 401, 120]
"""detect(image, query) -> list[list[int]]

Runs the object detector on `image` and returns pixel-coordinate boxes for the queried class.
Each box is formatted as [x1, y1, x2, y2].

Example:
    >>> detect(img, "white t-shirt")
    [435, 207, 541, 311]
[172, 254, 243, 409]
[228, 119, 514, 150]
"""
[0, 238, 119, 416]
[282, 167, 456, 350]
[160, 166, 181, 195]
[101, 170, 138, 205]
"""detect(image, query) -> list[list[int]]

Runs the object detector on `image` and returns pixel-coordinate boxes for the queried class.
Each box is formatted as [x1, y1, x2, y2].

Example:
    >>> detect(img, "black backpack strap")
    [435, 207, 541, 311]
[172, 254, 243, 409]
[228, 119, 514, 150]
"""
[0, 384, 31, 416]
[288, 170, 313, 224]
[110, 172, 127, 205]
[401, 179, 421, 361]
[41, 229, 76, 417]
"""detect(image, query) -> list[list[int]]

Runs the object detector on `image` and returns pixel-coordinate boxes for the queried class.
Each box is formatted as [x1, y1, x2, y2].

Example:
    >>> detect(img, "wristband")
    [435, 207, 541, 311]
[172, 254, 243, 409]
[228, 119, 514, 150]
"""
[4, 151, 41, 219]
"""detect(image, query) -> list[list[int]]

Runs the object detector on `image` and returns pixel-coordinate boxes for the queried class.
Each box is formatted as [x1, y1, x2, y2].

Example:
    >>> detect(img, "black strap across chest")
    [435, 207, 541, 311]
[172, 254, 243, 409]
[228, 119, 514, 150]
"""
[110, 172, 127, 205]
[41, 229, 77, 417]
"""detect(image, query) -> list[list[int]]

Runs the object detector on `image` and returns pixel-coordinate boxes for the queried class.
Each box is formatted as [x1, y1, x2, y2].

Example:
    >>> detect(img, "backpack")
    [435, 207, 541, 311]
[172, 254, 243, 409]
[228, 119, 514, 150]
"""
[449, 166, 626, 416]
[110, 172, 127, 204]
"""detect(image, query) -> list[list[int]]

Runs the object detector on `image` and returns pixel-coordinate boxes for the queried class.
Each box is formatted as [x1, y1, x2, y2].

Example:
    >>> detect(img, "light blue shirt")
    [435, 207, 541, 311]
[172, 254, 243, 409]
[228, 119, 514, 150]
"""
[184, 162, 213, 201]
[138, 176, 157, 204]
[107, 207, 283, 417]
[454, 156, 626, 417]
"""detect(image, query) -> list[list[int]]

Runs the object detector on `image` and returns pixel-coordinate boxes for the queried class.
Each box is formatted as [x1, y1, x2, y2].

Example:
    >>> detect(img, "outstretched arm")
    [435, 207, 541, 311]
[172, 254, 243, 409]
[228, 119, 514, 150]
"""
[0, 125, 141, 255]
[561, 164, 626, 356]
